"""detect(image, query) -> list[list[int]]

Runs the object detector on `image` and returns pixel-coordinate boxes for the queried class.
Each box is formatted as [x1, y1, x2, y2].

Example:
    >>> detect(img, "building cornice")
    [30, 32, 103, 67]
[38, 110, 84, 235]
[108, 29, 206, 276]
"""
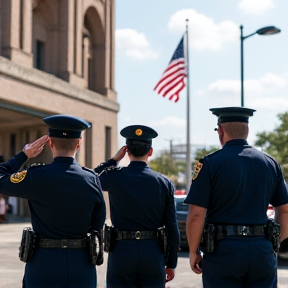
[0, 56, 119, 113]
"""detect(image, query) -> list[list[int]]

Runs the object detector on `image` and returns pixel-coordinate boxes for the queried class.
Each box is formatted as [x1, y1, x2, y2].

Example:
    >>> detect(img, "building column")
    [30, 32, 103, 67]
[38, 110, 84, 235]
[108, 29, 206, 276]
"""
[58, 0, 85, 88]
[0, 0, 33, 67]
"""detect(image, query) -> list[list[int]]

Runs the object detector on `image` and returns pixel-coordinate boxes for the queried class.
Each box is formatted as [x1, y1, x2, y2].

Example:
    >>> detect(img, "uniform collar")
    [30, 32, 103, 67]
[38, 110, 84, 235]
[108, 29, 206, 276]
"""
[128, 161, 148, 167]
[224, 139, 249, 147]
[53, 157, 76, 164]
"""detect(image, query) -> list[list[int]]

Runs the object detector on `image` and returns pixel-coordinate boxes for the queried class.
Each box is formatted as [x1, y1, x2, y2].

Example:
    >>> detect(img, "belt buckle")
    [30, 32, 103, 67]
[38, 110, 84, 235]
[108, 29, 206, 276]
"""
[241, 226, 248, 236]
[135, 231, 141, 240]
[61, 239, 68, 248]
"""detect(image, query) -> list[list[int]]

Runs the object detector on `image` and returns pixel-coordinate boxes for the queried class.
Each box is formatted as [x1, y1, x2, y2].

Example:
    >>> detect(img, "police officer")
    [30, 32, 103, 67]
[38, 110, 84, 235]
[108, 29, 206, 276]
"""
[0, 115, 106, 288]
[94, 125, 180, 288]
[185, 107, 288, 288]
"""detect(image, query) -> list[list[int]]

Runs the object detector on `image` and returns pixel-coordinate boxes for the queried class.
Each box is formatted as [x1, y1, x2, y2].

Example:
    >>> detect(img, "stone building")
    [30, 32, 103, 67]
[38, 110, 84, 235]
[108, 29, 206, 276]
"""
[0, 0, 118, 217]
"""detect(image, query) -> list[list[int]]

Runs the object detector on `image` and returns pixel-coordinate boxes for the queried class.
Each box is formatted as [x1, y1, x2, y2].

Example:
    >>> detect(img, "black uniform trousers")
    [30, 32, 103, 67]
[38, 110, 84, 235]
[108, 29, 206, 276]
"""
[202, 236, 277, 288]
[107, 239, 166, 288]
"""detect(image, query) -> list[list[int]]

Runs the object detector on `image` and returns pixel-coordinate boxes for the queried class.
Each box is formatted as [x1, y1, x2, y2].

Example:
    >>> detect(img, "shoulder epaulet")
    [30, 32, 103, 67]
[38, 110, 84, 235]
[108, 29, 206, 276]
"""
[82, 166, 96, 175]
[98, 166, 121, 176]
[28, 163, 45, 169]
[205, 149, 221, 158]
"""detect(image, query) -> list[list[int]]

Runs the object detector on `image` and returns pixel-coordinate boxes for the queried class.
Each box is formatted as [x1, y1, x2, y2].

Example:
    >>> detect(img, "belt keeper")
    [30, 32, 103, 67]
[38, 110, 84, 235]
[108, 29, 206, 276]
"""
[135, 231, 141, 240]
[61, 239, 68, 248]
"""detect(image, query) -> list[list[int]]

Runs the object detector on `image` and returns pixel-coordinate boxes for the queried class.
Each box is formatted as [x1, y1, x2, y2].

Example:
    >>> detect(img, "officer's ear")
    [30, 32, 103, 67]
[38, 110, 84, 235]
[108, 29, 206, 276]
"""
[218, 125, 224, 138]
[148, 147, 153, 157]
[76, 139, 81, 151]
[49, 138, 54, 149]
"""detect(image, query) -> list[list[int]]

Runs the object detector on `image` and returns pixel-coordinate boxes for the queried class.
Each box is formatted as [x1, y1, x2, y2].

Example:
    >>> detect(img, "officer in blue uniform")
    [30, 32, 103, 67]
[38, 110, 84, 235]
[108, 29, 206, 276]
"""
[0, 115, 106, 288]
[185, 107, 288, 288]
[94, 125, 180, 288]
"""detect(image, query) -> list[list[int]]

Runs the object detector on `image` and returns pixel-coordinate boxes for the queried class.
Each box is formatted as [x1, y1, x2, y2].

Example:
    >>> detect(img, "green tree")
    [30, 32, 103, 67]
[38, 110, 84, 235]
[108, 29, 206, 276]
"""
[194, 146, 220, 162]
[255, 112, 288, 180]
[149, 153, 181, 176]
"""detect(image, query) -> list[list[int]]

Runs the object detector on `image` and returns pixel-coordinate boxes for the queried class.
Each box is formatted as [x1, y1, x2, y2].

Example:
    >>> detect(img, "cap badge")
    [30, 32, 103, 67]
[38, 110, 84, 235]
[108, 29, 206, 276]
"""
[135, 129, 142, 136]
[192, 161, 203, 181]
[10, 170, 27, 183]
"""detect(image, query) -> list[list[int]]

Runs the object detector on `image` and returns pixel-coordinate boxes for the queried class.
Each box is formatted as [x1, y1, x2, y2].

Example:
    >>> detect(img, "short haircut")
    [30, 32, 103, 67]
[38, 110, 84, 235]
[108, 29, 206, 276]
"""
[222, 122, 249, 139]
[50, 137, 79, 152]
[127, 141, 151, 157]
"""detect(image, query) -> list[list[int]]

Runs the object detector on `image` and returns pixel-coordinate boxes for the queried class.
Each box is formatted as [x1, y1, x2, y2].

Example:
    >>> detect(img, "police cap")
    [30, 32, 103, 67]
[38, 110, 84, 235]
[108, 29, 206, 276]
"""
[43, 115, 91, 139]
[209, 107, 256, 125]
[120, 125, 158, 145]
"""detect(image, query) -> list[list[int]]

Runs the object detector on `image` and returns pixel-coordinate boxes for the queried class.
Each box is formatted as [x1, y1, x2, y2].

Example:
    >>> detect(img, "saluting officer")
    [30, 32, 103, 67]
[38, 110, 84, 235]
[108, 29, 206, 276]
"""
[0, 115, 106, 288]
[185, 107, 288, 288]
[94, 125, 180, 288]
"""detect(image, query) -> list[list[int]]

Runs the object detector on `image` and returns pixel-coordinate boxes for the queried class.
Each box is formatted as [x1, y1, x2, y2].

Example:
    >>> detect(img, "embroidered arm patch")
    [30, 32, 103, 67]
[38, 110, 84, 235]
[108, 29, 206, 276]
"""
[10, 170, 27, 183]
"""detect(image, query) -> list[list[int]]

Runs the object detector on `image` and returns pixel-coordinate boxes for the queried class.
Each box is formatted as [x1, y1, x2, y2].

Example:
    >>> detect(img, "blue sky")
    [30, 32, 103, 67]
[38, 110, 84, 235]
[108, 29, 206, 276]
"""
[115, 0, 288, 155]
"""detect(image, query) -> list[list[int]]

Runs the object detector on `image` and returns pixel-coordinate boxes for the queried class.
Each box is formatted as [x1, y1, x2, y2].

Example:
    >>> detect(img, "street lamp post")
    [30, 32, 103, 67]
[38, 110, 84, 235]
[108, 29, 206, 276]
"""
[240, 25, 281, 107]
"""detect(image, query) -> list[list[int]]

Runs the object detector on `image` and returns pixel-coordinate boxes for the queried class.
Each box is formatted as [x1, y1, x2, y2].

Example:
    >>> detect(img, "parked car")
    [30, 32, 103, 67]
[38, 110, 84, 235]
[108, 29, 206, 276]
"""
[174, 195, 189, 249]
[174, 197, 282, 254]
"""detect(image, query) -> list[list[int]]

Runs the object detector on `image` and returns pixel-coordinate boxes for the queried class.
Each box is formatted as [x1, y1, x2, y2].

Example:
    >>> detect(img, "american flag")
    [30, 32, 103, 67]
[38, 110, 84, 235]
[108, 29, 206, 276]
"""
[154, 36, 187, 103]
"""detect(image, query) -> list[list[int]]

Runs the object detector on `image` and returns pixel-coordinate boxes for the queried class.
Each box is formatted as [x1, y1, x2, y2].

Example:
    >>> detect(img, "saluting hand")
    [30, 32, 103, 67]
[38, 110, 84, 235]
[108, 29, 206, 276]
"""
[112, 146, 127, 162]
[23, 135, 49, 159]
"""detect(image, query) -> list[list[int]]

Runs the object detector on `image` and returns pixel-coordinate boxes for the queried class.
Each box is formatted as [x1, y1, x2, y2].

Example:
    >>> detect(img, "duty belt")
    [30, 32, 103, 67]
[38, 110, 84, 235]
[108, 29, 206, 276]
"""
[39, 238, 86, 248]
[216, 225, 265, 238]
[116, 230, 158, 240]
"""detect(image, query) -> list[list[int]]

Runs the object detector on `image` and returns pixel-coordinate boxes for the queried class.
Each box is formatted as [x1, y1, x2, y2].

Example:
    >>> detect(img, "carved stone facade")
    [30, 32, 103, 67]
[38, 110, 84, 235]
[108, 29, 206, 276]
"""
[0, 0, 117, 216]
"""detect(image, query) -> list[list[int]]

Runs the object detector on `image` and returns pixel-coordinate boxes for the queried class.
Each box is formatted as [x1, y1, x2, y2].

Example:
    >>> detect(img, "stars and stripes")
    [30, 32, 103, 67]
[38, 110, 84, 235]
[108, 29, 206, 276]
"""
[154, 36, 187, 103]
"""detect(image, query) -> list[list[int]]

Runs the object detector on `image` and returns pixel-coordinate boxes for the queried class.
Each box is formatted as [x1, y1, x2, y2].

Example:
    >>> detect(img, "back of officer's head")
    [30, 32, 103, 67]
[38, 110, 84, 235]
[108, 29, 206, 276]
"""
[43, 115, 91, 156]
[127, 140, 151, 157]
[120, 125, 158, 158]
[221, 122, 249, 139]
[210, 107, 255, 142]
[49, 138, 80, 152]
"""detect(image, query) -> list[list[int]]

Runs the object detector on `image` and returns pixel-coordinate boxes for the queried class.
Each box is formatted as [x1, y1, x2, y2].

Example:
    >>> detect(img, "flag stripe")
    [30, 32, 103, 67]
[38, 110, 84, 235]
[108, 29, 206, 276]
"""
[157, 70, 186, 93]
[154, 66, 186, 93]
[154, 36, 187, 102]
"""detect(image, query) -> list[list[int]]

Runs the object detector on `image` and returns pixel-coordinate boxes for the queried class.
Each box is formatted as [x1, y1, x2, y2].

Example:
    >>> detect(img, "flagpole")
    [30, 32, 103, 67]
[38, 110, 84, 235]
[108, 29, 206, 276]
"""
[185, 19, 191, 193]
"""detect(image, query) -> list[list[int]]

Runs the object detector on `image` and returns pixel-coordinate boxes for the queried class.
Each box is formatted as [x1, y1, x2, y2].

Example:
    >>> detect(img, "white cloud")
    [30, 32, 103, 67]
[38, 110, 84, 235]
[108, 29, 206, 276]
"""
[196, 73, 287, 97]
[238, 0, 274, 15]
[168, 9, 238, 51]
[149, 116, 186, 127]
[116, 28, 158, 60]
[250, 97, 288, 111]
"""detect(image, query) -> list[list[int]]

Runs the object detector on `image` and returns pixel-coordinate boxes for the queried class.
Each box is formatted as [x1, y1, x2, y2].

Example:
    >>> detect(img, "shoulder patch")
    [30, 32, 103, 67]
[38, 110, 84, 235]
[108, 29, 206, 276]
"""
[192, 159, 203, 181]
[10, 170, 27, 183]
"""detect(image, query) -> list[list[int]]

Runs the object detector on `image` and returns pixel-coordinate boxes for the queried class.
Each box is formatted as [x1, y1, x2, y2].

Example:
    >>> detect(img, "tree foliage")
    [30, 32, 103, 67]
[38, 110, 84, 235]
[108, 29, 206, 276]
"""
[255, 112, 288, 180]
[193, 146, 220, 162]
[149, 153, 182, 177]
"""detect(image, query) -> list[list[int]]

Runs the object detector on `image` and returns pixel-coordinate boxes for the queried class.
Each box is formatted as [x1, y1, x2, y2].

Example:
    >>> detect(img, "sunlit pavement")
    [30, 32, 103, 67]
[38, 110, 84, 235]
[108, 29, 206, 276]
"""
[0, 222, 287, 288]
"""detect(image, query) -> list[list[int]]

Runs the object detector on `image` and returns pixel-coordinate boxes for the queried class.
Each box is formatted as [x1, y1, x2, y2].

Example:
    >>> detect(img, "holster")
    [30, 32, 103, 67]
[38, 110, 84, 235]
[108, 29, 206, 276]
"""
[19, 227, 37, 263]
[86, 230, 104, 266]
[157, 227, 169, 264]
[200, 223, 217, 253]
[104, 224, 117, 253]
[265, 219, 280, 253]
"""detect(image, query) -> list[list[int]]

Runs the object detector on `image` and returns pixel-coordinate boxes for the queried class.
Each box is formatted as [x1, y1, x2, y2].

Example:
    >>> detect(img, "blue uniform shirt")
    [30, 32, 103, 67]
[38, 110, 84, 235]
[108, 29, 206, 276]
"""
[184, 139, 288, 225]
[0, 152, 106, 238]
[95, 159, 180, 269]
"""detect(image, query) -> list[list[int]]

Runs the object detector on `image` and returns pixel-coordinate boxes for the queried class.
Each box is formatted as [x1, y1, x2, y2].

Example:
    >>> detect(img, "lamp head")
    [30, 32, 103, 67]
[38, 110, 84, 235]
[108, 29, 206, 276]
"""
[256, 26, 281, 35]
